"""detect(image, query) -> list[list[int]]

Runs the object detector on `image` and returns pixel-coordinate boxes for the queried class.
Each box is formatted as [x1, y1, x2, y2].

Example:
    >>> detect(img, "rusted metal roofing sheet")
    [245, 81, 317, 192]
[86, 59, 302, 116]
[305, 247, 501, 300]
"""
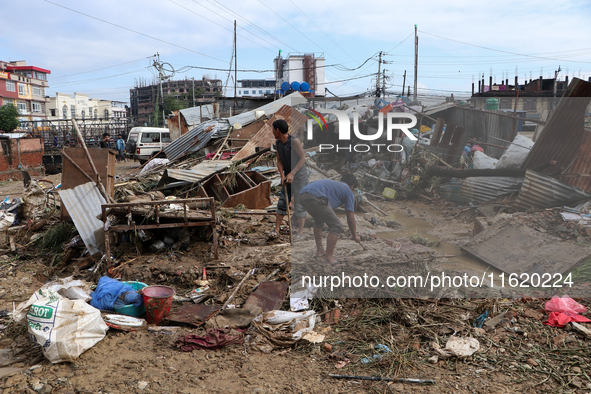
[232, 105, 308, 161]
[165, 160, 233, 184]
[227, 91, 307, 127]
[514, 170, 591, 210]
[523, 78, 591, 192]
[461, 177, 523, 204]
[58, 182, 106, 256]
[163, 120, 230, 161]
[243, 281, 289, 312]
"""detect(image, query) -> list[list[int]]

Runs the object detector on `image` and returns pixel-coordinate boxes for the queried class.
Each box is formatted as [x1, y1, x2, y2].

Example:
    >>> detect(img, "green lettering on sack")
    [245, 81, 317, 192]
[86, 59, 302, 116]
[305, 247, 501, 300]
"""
[28, 305, 53, 319]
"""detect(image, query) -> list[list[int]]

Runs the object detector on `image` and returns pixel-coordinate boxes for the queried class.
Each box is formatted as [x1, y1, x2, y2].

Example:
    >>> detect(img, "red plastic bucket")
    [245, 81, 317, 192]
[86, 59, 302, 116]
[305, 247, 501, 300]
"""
[140, 286, 175, 325]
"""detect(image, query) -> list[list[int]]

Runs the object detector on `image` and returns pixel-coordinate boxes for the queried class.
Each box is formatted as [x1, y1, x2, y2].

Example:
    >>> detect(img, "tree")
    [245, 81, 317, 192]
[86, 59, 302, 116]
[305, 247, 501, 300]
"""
[163, 95, 188, 114]
[0, 104, 20, 132]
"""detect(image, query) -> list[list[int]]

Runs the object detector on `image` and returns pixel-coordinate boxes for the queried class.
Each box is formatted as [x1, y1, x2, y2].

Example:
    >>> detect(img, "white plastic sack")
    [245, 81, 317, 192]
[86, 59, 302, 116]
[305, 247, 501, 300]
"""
[43, 276, 92, 302]
[26, 294, 107, 363]
[140, 158, 170, 175]
[496, 135, 534, 169]
[0, 212, 15, 230]
[472, 151, 498, 169]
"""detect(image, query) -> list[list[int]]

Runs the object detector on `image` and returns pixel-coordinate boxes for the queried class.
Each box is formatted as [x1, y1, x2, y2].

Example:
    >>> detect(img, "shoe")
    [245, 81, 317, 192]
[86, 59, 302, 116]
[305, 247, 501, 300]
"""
[269, 230, 279, 239]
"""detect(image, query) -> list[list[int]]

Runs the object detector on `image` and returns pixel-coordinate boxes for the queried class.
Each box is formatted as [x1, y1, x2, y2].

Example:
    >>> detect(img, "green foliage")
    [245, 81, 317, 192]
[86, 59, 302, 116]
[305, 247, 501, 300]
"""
[163, 95, 188, 114]
[0, 104, 20, 132]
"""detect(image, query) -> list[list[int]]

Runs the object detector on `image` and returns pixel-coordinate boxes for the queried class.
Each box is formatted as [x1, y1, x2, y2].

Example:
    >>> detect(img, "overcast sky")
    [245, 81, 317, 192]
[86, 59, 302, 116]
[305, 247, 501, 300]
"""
[2, 0, 591, 104]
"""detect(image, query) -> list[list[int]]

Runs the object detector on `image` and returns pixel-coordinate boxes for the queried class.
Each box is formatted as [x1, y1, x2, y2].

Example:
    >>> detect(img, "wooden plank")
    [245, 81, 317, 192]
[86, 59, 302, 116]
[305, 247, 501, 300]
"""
[429, 117, 445, 146]
[438, 123, 456, 147]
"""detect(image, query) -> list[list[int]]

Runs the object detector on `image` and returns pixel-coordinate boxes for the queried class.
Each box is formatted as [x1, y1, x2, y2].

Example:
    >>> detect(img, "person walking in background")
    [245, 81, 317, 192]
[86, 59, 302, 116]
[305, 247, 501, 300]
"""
[116, 134, 126, 162]
[299, 174, 361, 267]
[270, 119, 309, 240]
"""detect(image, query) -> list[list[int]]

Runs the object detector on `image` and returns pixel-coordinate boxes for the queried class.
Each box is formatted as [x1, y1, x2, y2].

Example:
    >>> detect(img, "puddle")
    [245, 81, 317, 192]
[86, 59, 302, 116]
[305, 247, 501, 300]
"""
[377, 203, 503, 280]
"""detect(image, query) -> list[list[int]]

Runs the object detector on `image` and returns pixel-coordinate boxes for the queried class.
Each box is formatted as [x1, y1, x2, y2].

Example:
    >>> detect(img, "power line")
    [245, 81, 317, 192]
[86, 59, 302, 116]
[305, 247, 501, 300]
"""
[51, 57, 155, 80]
[44, 0, 228, 64]
[286, 0, 355, 61]
[208, 0, 299, 53]
[419, 30, 591, 64]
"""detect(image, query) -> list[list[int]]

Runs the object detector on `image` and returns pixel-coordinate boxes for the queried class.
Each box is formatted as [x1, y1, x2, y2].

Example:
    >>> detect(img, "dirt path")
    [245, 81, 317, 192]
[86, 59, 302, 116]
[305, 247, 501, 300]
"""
[0, 195, 587, 393]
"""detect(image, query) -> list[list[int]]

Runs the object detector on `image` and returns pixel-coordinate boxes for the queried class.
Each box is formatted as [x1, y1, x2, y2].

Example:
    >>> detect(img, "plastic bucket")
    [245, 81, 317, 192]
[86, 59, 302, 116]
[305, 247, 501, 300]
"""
[114, 281, 147, 317]
[140, 285, 175, 325]
[290, 81, 300, 91]
[300, 81, 310, 91]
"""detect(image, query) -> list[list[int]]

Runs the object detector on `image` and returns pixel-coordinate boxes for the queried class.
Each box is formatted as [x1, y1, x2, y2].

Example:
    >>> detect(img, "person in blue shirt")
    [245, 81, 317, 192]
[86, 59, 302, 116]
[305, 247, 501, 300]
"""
[116, 134, 126, 162]
[299, 174, 361, 266]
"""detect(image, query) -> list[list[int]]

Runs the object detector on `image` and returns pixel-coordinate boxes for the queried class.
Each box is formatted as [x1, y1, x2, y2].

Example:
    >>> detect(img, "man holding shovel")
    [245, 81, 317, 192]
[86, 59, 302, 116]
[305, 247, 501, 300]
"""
[270, 119, 309, 240]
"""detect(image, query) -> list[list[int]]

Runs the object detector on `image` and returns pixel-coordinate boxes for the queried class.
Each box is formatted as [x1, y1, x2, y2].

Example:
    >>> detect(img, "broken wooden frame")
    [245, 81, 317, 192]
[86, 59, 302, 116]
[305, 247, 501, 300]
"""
[101, 197, 218, 259]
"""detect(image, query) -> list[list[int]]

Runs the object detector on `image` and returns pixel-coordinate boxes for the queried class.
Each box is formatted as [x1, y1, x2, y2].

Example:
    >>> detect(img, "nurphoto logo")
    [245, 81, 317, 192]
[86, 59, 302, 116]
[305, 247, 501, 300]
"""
[305, 109, 418, 153]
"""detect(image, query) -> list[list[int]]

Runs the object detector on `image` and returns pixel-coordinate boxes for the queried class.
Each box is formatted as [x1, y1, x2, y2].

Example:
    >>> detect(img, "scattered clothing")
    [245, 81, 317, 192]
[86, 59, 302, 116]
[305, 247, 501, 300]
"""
[175, 328, 245, 351]
[544, 312, 591, 328]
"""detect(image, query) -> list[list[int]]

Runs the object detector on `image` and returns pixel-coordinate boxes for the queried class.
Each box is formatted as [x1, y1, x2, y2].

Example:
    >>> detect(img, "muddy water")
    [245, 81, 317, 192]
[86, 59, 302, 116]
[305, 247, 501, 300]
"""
[377, 201, 502, 281]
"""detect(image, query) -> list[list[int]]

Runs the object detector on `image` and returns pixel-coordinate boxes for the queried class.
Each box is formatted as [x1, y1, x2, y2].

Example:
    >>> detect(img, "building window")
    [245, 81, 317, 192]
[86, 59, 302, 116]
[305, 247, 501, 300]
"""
[94, 109, 98, 119]
[522, 99, 537, 111]
[32, 102, 42, 113]
[259, 90, 263, 94]
[1, 140, 9, 156]
[499, 98, 513, 110]
[244, 90, 249, 94]
[18, 83, 25, 95]
[6, 81, 15, 92]
[16, 101, 27, 113]
[104, 109, 109, 119]
[51, 109, 56, 117]
[81, 110, 86, 119]
[33, 86, 43, 96]
[266, 90, 271, 93]
[63, 105, 68, 119]
[71, 105, 76, 118]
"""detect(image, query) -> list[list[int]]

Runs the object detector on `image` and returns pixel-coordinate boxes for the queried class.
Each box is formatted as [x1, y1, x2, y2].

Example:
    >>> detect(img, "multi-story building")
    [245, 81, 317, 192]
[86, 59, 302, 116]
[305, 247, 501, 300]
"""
[0, 60, 50, 124]
[274, 53, 325, 96]
[129, 77, 223, 126]
[231, 79, 276, 97]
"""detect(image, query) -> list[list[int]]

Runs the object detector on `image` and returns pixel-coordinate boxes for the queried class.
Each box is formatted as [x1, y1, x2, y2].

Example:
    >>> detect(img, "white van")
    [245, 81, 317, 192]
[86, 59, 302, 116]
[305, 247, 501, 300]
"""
[126, 127, 172, 164]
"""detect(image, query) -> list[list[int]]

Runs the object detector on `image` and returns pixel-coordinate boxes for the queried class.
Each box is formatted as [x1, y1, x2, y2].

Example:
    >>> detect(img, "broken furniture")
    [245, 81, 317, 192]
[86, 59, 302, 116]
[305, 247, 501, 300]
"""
[196, 170, 271, 209]
[101, 197, 218, 258]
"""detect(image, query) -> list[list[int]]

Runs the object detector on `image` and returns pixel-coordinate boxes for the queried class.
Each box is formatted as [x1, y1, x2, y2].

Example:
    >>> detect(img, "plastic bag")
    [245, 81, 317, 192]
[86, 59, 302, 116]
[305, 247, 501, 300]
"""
[43, 276, 92, 302]
[496, 135, 534, 169]
[27, 294, 108, 363]
[90, 276, 142, 311]
[545, 295, 586, 315]
[22, 181, 46, 220]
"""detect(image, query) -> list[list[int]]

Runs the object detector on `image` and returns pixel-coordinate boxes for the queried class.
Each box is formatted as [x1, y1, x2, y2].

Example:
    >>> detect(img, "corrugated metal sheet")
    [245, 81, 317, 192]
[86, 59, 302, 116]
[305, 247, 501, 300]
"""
[165, 160, 233, 183]
[514, 170, 591, 210]
[58, 182, 106, 256]
[180, 104, 216, 126]
[232, 105, 308, 161]
[227, 91, 307, 127]
[523, 78, 591, 192]
[424, 102, 455, 116]
[461, 177, 523, 204]
[163, 120, 230, 161]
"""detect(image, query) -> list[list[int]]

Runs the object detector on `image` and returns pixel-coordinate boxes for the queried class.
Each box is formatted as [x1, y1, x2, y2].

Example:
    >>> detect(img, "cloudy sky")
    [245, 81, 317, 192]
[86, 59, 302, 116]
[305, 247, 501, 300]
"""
[2, 0, 591, 104]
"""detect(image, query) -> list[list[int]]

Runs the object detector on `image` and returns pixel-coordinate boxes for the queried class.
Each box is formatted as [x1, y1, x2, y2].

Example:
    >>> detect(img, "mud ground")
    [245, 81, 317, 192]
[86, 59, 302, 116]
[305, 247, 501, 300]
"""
[0, 163, 589, 393]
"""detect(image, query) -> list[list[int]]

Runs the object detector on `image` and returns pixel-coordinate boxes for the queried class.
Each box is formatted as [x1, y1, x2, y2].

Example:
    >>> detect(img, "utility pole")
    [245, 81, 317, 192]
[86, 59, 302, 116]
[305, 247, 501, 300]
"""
[376, 51, 382, 98]
[554, 65, 561, 98]
[153, 52, 166, 127]
[413, 25, 418, 101]
[382, 69, 386, 98]
[402, 70, 406, 97]
[234, 20, 237, 113]
[192, 77, 195, 107]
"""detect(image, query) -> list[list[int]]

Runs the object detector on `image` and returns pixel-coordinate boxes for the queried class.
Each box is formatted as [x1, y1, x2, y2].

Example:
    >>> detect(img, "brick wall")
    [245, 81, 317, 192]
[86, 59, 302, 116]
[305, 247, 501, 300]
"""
[0, 137, 44, 181]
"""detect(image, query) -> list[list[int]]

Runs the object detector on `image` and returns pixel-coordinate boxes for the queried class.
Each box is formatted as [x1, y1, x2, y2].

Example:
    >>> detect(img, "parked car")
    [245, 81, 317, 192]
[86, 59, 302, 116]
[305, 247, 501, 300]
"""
[126, 127, 172, 164]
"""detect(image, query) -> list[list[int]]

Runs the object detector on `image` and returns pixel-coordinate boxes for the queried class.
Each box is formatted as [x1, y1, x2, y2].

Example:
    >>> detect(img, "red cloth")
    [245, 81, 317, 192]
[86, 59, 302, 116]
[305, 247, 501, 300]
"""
[543, 311, 591, 327]
[175, 328, 244, 351]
